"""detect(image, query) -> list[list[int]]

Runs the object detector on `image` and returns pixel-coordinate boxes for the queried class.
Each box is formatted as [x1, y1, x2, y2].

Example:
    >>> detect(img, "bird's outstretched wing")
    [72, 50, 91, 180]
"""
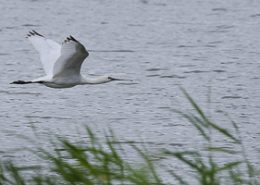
[52, 36, 89, 78]
[27, 30, 61, 76]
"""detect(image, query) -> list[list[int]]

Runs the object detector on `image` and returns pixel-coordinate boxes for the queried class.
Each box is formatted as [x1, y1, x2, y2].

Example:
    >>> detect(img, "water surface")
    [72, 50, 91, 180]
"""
[0, 0, 260, 181]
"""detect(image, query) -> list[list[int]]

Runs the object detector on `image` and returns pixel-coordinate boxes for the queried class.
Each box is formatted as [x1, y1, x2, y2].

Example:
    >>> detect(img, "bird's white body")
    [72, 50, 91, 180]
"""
[12, 31, 115, 88]
[33, 75, 113, 88]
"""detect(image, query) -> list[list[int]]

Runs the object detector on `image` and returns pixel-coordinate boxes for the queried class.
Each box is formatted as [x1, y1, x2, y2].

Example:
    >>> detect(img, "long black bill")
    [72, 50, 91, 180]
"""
[108, 77, 131, 81]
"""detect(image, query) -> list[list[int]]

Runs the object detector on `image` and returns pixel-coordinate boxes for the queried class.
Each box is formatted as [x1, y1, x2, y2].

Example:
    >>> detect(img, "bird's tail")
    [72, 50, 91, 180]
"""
[10, 80, 33, 84]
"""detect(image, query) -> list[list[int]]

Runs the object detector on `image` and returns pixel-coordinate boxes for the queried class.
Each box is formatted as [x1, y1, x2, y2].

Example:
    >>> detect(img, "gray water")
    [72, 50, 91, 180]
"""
[1, 0, 260, 181]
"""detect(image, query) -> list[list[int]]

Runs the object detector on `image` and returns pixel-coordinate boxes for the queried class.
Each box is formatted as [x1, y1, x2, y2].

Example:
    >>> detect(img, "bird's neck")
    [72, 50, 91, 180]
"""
[81, 76, 110, 84]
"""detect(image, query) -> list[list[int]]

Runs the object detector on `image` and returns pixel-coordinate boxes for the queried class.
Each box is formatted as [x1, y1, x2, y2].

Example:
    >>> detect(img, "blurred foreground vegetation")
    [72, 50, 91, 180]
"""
[0, 90, 259, 185]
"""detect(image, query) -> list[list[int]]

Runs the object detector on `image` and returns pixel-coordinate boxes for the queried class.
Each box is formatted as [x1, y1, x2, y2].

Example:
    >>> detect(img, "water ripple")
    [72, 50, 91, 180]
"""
[0, 90, 41, 96]
[212, 8, 228, 12]
[212, 69, 226, 73]
[146, 68, 168, 72]
[221, 96, 245, 99]
[184, 70, 209, 74]
[250, 14, 260, 18]
[0, 53, 9, 56]
[160, 75, 186, 79]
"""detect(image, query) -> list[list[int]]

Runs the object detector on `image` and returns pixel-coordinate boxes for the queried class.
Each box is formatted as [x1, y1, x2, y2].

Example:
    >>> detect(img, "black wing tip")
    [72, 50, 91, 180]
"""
[70, 35, 78, 42]
[32, 30, 44, 37]
[26, 30, 44, 38]
[63, 35, 79, 44]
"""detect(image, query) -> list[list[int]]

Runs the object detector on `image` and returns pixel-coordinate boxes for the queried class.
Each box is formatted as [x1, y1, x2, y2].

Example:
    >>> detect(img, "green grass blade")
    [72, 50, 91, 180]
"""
[131, 145, 163, 185]
[181, 88, 240, 143]
[218, 161, 242, 172]
[167, 169, 190, 185]
[206, 147, 238, 154]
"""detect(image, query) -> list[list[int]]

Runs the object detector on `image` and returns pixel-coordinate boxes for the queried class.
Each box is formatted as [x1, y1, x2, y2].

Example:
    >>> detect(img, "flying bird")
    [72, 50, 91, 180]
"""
[11, 30, 118, 88]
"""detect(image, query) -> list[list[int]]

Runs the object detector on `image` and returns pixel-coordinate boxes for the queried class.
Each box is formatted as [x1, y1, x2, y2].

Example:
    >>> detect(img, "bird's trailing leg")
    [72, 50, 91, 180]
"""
[10, 80, 45, 84]
[10, 80, 33, 84]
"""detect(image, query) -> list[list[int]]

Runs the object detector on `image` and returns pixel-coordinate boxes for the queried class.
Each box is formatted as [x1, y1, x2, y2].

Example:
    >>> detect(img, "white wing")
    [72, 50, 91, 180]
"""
[27, 30, 61, 76]
[52, 36, 89, 78]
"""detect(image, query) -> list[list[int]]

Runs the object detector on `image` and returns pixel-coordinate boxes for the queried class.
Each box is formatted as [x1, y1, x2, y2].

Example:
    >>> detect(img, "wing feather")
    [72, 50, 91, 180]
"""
[27, 30, 61, 76]
[52, 36, 89, 78]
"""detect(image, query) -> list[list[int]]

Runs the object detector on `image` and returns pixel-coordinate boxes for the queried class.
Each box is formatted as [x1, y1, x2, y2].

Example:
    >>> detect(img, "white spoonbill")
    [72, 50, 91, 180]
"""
[11, 30, 119, 88]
